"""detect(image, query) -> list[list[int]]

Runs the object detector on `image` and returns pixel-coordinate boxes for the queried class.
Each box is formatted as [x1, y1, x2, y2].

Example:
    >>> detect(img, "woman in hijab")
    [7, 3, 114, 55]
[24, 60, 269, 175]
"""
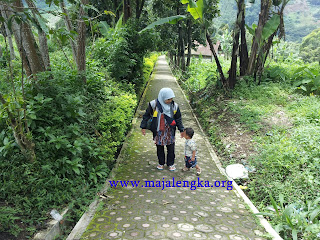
[140, 88, 184, 171]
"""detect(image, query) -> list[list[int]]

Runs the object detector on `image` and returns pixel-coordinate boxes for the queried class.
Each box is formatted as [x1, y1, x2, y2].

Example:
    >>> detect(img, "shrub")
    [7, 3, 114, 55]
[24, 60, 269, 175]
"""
[90, 20, 157, 94]
[0, 66, 137, 237]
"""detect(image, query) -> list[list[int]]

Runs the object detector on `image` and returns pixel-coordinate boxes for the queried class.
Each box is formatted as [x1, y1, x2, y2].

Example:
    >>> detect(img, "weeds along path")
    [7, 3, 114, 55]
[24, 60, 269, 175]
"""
[79, 56, 273, 240]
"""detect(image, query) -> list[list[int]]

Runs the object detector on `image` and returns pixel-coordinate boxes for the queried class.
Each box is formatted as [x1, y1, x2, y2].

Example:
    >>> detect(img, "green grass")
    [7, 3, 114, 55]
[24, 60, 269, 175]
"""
[173, 56, 320, 240]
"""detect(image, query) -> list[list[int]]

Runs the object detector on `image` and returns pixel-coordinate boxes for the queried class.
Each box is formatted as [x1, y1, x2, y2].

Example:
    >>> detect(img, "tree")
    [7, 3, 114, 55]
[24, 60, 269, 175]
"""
[0, 0, 46, 77]
[0, 1, 44, 162]
[226, 0, 289, 88]
[59, 0, 77, 65]
[253, 0, 289, 84]
[180, 0, 226, 85]
[50, 0, 90, 82]
[239, 0, 248, 77]
[143, 0, 224, 82]
[76, 0, 89, 80]
[26, 0, 50, 70]
[227, 0, 244, 89]
[136, 0, 146, 19]
[246, 0, 272, 76]
[300, 28, 320, 63]
[0, 10, 15, 60]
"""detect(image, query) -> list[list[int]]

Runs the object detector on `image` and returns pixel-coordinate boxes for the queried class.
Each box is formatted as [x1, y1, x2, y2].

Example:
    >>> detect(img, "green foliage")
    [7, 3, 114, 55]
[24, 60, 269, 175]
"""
[257, 194, 320, 239]
[175, 56, 320, 239]
[246, 14, 280, 46]
[0, 25, 158, 235]
[300, 28, 320, 63]
[182, 0, 205, 20]
[284, 8, 318, 43]
[268, 41, 301, 62]
[260, 57, 320, 96]
[216, 0, 319, 43]
[0, 206, 23, 237]
[178, 57, 229, 92]
[98, 93, 137, 159]
[140, 15, 187, 32]
[261, 15, 280, 42]
[0, 1, 159, 238]
[90, 20, 157, 93]
[0, 66, 138, 237]
[0, 46, 9, 68]
[292, 66, 320, 95]
[142, 52, 160, 84]
[216, 28, 233, 59]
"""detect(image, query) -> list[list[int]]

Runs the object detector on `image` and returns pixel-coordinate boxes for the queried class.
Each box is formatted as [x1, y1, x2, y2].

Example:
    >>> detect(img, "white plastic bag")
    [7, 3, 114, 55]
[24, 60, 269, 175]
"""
[225, 164, 248, 179]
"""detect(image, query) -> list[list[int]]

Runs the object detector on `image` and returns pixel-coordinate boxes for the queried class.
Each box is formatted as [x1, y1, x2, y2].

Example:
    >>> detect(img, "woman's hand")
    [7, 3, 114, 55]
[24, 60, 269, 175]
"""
[180, 132, 184, 138]
[141, 129, 146, 136]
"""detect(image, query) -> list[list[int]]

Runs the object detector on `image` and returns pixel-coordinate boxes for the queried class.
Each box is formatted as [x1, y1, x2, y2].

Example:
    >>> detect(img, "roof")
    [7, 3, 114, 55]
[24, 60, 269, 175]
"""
[190, 40, 220, 56]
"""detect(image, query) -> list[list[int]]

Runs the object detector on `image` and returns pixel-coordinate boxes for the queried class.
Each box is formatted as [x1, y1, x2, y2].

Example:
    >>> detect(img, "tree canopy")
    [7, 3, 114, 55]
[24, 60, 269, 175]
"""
[300, 27, 320, 63]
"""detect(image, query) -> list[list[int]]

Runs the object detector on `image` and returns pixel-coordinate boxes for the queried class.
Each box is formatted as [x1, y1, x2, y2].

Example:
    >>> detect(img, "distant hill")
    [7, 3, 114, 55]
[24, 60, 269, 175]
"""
[31, 0, 319, 42]
[216, 0, 320, 43]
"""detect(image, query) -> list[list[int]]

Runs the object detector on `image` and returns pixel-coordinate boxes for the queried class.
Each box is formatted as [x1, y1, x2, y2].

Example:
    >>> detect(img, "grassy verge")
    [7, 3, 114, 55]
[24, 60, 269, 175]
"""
[171, 56, 320, 239]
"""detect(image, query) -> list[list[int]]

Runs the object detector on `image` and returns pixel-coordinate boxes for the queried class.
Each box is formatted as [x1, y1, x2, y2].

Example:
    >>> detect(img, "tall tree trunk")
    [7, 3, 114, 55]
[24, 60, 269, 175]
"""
[228, 31, 240, 89]
[186, 19, 192, 67]
[77, 0, 88, 84]
[227, 0, 243, 89]
[136, 0, 145, 19]
[136, 0, 139, 19]
[177, 43, 180, 67]
[169, 50, 174, 64]
[3, 1, 45, 76]
[26, 0, 50, 71]
[123, 0, 131, 23]
[174, 51, 177, 66]
[123, 0, 128, 23]
[0, 9, 15, 60]
[206, 31, 227, 87]
[19, 22, 45, 74]
[239, 0, 248, 76]
[60, 1, 77, 66]
[257, 1, 288, 84]
[38, 30, 50, 70]
[263, 31, 277, 65]
[180, 37, 185, 71]
[246, 0, 272, 75]
[177, 4, 182, 69]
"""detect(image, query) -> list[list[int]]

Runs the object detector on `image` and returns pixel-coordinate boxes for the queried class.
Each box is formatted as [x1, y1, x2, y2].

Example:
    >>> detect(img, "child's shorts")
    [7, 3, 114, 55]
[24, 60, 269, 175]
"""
[185, 156, 197, 168]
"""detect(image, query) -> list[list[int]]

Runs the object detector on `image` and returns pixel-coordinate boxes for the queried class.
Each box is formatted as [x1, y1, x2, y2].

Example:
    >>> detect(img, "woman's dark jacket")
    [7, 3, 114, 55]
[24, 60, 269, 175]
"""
[140, 99, 184, 137]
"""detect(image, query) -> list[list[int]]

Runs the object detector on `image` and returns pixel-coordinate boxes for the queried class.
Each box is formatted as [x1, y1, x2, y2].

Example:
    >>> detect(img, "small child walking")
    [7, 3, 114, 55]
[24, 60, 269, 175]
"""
[182, 128, 201, 175]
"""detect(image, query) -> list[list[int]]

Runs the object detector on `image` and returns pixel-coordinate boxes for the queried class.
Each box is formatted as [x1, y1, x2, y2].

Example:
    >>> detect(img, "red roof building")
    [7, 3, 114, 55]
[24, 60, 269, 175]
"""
[188, 40, 220, 59]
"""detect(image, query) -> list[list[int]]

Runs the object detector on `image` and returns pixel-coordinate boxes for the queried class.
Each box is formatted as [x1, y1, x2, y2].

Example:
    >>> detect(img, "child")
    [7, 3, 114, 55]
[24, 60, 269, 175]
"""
[182, 128, 201, 175]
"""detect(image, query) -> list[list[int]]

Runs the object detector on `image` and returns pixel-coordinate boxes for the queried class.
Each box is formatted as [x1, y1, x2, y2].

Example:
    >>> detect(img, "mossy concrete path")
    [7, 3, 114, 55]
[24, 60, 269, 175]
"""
[79, 56, 275, 240]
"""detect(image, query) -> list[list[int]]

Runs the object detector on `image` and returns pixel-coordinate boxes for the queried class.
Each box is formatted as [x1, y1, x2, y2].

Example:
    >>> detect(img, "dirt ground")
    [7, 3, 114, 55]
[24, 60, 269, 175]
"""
[206, 97, 292, 173]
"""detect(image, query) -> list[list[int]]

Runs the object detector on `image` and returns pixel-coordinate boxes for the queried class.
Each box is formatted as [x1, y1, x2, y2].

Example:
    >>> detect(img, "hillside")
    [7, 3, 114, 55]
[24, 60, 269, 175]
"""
[216, 0, 320, 43]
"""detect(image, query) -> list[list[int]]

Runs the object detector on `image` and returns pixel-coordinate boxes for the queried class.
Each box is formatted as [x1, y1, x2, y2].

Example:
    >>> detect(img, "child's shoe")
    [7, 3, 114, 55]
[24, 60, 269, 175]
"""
[169, 165, 176, 171]
[196, 168, 201, 176]
[182, 167, 190, 172]
[157, 164, 164, 170]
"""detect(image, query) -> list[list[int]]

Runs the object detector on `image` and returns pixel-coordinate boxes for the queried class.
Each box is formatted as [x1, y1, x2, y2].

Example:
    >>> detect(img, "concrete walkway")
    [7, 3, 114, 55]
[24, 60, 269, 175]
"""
[79, 56, 272, 240]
